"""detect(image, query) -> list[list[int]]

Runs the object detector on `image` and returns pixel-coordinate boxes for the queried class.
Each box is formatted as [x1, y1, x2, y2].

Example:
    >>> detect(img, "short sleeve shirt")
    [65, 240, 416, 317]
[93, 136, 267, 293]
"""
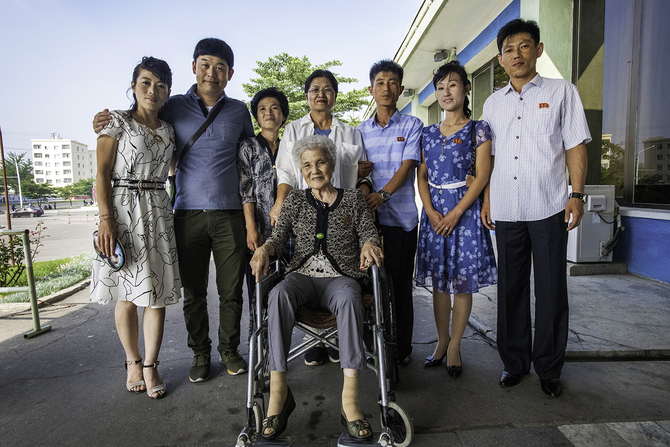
[483, 75, 591, 222]
[357, 110, 423, 231]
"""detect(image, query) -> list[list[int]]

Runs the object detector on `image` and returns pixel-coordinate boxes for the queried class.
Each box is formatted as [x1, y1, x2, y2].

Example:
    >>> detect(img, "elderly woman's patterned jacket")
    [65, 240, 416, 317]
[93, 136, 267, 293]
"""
[266, 188, 380, 280]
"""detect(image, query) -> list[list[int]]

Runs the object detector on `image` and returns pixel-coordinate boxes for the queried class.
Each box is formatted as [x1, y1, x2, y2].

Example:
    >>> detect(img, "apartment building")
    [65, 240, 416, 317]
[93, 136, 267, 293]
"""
[30, 135, 96, 186]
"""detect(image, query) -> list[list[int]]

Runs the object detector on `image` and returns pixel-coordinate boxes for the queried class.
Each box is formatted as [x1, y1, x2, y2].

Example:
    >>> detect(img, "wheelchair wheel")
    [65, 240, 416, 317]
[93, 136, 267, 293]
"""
[379, 401, 413, 447]
[379, 268, 400, 387]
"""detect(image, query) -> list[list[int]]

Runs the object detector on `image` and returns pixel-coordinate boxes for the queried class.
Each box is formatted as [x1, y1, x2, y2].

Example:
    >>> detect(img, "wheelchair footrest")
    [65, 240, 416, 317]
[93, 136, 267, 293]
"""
[337, 433, 378, 447]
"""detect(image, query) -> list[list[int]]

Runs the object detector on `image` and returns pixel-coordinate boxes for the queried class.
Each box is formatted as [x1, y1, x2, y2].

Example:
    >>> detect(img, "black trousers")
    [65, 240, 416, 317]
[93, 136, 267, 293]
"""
[378, 224, 418, 359]
[495, 211, 568, 380]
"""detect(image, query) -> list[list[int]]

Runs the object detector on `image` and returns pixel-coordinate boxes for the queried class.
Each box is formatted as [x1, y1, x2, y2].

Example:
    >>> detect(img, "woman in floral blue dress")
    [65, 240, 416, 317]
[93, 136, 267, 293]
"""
[416, 61, 497, 378]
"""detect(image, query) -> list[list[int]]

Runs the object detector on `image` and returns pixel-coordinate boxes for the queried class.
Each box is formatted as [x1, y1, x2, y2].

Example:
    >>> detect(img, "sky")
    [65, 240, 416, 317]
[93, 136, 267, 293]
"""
[0, 0, 423, 158]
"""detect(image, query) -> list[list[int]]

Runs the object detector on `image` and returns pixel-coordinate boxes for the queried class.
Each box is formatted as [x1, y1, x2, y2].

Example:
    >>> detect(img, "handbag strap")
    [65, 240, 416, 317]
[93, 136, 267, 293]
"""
[175, 96, 226, 169]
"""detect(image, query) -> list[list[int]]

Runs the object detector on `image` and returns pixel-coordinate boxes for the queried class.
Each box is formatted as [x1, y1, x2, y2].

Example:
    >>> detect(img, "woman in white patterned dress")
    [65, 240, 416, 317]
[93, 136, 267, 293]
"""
[91, 57, 181, 399]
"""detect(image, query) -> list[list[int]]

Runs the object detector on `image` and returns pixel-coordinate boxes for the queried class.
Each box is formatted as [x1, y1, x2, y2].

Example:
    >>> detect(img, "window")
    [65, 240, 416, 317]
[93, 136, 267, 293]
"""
[63, 153, 70, 158]
[35, 178, 44, 184]
[33, 145, 41, 149]
[34, 161, 43, 166]
[46, 179, 53, 184]
[55, 179, 62, 184]
[90, 162, 93, 166]
[62, 144, 70, 150]
[603, 0, 670, 205]
[64, 178, 72, 183]
[55, 162, 61, 167]
[35, 170, 43, 174]
[78, 163, 80, 167]
[77, 155, 80, 160]
[63, 161, 70, 166]
[44, 154, 50, 158]
[45, 162, 51, 167]
[55, 171, 61, 175]
[472, 58, 509, 120]
[55, 154, 60, 159]
[64, 170, 71, 174]
[34, 153, 42, 158]
[46, 171, 51, 175]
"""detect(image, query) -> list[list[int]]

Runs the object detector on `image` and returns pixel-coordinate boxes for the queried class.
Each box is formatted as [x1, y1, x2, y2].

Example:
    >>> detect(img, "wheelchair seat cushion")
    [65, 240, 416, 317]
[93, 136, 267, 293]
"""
[295, 293, 374, 329]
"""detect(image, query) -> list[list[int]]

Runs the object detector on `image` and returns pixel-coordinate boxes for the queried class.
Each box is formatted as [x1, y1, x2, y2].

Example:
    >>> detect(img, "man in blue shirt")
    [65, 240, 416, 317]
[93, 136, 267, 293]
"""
[94, 38, 254, 383]
[357, 60, 423, 364]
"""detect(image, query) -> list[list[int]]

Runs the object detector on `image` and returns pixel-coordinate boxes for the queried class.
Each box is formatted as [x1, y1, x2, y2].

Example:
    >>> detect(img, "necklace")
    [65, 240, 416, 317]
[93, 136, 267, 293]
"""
[133, 113, 163, 143]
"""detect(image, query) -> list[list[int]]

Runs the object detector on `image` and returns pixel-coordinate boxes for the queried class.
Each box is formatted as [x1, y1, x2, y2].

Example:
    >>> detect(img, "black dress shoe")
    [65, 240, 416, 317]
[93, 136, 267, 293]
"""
[540, 378, 562, 397]
[499, 370, 523, 388]
[423, 353, 445, 367]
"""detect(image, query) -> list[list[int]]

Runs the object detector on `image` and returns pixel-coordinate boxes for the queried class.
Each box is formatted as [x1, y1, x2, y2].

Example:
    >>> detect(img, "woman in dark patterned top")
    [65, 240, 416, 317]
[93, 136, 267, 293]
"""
[250, 135, 383, 441]
[237, 88, 290, 299]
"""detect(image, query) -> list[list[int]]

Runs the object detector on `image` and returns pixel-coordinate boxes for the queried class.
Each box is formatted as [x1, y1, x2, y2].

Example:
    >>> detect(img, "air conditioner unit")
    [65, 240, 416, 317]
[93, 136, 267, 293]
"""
[567, 185, 616, 263]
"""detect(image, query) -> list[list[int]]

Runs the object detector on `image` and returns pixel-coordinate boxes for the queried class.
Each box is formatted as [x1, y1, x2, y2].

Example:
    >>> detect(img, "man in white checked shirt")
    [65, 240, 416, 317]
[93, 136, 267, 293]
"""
[482, 19, 591, 398]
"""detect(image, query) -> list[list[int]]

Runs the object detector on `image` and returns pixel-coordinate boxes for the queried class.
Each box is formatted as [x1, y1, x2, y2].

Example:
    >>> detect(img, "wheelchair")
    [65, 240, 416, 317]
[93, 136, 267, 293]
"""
[236, 261, 413, 447]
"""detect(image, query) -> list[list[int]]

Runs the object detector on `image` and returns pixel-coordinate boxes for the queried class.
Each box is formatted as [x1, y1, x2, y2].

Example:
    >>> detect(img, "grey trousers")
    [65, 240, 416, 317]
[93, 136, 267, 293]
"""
[267, 272, 366, 372]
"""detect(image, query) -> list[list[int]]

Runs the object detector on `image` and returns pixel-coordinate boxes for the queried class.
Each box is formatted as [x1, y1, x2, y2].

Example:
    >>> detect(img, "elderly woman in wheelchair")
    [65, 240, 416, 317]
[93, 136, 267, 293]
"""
[250, 135, 384, 441]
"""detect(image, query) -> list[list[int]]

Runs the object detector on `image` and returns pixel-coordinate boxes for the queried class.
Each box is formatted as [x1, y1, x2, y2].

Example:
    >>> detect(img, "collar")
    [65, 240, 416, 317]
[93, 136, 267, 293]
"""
[186, 84, 227, 102]
[502, 73, 543, 95]
[371, 108, 401, 129]
[299, 113, 343, 131]
[255, 132, 271, 150]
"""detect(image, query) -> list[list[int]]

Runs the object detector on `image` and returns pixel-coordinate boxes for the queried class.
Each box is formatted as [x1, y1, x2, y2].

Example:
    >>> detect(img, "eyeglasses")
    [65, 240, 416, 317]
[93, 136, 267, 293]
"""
[307, 87, 335, 96]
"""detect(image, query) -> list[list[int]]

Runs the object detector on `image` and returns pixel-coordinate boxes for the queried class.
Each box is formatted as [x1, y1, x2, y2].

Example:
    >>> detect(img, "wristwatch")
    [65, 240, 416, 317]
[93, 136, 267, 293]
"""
[569, 192, 586, 203]
[379, 190, 391, 202]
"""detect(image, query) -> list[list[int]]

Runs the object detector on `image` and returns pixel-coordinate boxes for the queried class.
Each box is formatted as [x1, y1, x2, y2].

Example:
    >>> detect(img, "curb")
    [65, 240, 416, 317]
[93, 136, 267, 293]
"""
[468, 312, 670, 362]
[0, 278, 91, 318]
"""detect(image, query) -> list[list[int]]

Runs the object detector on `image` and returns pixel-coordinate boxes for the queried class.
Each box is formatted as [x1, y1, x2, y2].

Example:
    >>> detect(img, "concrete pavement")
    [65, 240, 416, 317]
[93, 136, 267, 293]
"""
[1, 261, 669, 446]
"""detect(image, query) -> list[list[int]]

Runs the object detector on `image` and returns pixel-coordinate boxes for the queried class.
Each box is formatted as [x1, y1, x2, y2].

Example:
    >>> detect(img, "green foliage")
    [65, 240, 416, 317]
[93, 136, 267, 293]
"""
[0, 252, 93, 303]
[242, 53, 370, 132]
[0, 152, 33, 194]
[57, 178, 94, 200]
[21, 181, 53, 202]
[601, 140, 624, 193]
[0, 221, 46, 288]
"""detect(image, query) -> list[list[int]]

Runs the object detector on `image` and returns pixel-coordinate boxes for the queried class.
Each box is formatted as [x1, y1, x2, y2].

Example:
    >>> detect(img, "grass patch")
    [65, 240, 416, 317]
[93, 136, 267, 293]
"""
[0, 252, 93, 304]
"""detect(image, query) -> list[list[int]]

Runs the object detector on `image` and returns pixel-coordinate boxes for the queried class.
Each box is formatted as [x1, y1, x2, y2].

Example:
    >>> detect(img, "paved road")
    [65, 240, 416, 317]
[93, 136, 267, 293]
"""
[2, 207, 97, 262]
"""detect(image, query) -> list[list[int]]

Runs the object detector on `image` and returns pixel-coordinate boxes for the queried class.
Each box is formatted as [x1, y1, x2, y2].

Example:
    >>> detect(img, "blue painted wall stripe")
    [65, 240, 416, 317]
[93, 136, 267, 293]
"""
[416, 0, 521, 105]
[458, 0, 521, 66]
[401, 102, 412, 115]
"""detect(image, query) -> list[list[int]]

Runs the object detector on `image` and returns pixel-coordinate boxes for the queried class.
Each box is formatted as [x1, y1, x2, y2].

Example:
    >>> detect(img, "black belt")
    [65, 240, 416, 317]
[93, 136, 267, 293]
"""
[112, 179, 166, 191]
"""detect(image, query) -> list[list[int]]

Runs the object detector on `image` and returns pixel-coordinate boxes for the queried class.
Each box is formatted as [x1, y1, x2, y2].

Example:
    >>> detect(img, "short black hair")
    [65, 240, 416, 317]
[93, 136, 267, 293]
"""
[432, 61, 471, 119]
[250, 87, 290, 126]
[496, 19, 540, 54]
[130, 56, 172, 112]
[369, 59, 404, 85]
[193, 38, 234, 69]
[304, 69, 338, 95]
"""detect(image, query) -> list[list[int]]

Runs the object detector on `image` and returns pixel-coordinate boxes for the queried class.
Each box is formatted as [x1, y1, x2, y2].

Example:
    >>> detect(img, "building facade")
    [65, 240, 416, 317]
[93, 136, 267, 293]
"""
[31, 135, 96, 186]
[384, 0, 670, 283]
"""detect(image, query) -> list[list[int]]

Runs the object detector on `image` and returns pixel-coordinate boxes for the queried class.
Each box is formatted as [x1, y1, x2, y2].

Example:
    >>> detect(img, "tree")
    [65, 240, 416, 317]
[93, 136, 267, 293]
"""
[601, 140, 624, 194]
[20, 182, 53, 205]
[0, 152, 33, 194]
[242, 53, 370, 131]
[70, 177, 95, 196]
